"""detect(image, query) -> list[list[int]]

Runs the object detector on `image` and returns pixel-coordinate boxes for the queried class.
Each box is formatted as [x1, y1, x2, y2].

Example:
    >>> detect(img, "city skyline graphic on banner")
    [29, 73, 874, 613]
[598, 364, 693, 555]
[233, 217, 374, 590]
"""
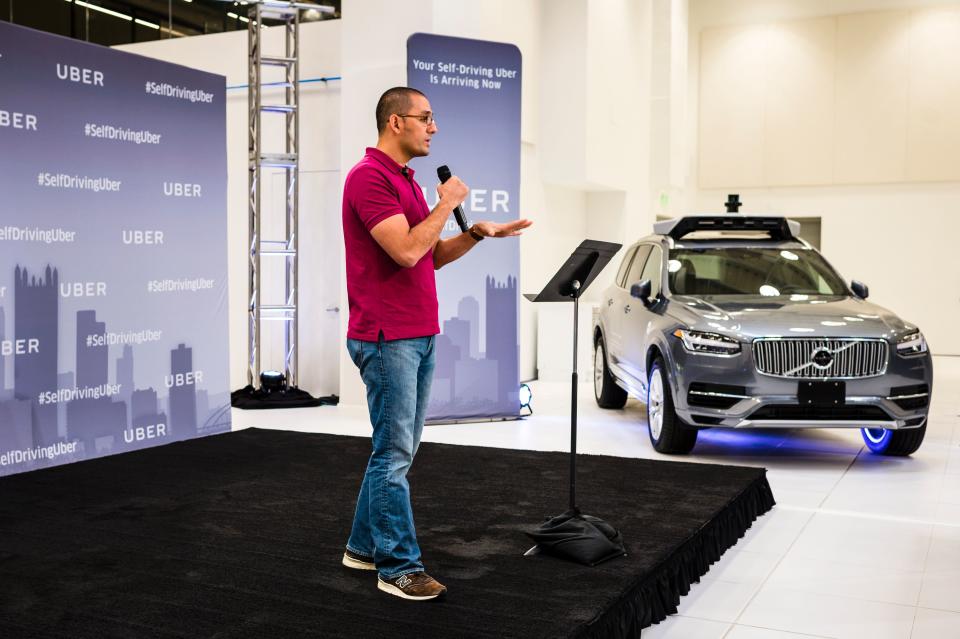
[0, 264, 230, 472]
[430, 276, 519, 418]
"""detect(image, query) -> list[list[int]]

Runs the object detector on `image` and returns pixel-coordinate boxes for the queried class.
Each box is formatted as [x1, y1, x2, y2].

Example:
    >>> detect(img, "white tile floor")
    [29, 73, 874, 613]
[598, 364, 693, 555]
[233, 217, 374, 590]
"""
[232, 355, 960, 639]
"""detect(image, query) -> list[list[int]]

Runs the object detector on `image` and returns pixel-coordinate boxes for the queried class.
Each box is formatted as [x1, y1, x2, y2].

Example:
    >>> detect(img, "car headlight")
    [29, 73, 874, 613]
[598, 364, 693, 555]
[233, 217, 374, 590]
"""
[897, 331, 928, 356]
[673, 328, 741, 355]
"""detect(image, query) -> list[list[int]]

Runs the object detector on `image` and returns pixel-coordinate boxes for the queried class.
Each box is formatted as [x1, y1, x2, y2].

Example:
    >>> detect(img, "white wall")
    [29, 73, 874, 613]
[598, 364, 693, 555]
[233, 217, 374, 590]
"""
[534, 0, 655, 350]
[117, 21, 343, 395]
[697, 6, 960, 187]
[684, 0, 960, 355]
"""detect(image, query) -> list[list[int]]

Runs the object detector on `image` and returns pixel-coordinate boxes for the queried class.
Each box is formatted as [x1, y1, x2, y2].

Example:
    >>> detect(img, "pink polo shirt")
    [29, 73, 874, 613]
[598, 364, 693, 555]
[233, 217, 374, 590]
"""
[342, 147, 439, 342]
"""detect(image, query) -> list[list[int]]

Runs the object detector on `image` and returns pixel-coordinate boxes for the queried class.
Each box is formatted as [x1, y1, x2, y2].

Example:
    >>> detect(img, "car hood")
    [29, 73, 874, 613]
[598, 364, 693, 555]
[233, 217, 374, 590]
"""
[667, 295, 918, 341]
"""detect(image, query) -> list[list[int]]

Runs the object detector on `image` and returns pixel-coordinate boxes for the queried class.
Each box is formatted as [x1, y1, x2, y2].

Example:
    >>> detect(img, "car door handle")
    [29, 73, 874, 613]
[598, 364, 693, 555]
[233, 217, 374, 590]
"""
[624, 305, 631, 314]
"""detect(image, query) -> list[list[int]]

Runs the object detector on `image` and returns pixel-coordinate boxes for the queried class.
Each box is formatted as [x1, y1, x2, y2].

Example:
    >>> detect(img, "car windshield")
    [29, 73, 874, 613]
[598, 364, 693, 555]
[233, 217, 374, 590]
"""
[667, 247, 848, 296]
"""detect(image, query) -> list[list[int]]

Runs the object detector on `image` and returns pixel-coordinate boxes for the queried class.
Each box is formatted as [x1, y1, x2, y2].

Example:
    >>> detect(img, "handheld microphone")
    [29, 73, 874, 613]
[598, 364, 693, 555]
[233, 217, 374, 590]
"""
[436, 165, 470, 233]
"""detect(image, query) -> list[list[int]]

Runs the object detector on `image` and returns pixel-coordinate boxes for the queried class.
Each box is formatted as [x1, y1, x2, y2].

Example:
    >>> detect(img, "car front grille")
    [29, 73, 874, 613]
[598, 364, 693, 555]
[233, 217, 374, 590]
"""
[753, 338, 889, 379]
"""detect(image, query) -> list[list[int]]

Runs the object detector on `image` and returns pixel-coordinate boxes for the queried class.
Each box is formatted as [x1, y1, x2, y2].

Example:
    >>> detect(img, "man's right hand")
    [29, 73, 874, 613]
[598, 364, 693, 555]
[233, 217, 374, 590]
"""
[436, 176, 469, 212]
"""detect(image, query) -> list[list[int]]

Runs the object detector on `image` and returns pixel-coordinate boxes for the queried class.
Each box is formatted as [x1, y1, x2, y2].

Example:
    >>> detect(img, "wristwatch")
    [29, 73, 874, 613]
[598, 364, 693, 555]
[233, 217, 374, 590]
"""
[468, 226, 485, 242]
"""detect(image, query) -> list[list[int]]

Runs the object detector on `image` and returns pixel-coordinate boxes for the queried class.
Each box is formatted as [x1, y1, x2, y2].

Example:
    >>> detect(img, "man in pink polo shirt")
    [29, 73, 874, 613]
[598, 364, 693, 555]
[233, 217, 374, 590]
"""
[340, 87, 531, 601]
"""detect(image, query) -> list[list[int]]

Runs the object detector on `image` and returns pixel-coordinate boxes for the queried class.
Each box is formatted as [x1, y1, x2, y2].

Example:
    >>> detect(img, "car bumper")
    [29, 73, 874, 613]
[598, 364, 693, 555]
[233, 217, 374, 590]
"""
[667, 339, 933, 430]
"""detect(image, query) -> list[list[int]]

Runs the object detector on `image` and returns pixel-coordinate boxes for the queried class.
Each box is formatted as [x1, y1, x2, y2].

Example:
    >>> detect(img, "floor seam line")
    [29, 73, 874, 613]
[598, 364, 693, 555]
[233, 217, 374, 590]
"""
[724, 442, 868, 629]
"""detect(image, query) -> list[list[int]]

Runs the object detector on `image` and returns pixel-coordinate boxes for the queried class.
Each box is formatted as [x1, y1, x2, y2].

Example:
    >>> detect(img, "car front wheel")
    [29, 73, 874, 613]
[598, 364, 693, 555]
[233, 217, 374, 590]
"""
[647, 357, 697, 454]
[861, 422, 926, 456]
[594, 334, 627, 409]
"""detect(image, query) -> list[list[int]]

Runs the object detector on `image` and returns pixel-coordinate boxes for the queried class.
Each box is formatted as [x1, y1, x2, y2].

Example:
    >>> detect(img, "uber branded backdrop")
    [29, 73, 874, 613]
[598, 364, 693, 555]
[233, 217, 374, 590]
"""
[407, 34, 522, 421]
[0, 22, 231, 478]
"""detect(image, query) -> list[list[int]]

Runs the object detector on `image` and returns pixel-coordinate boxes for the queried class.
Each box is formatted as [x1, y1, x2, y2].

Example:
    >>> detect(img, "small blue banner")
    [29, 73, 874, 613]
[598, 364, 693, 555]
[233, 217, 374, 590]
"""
[407, 33, 522, 421]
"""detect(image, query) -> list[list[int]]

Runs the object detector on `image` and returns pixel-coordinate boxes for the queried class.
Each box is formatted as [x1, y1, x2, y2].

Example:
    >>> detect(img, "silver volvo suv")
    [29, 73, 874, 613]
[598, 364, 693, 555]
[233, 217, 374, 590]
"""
[593, 214, 933, 456]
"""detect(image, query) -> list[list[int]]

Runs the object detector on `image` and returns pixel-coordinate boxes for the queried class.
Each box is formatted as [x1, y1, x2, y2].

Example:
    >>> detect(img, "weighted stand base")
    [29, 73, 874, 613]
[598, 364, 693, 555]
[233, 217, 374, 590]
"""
[231, 385, 338, 410]
[525, 508, 626, 566]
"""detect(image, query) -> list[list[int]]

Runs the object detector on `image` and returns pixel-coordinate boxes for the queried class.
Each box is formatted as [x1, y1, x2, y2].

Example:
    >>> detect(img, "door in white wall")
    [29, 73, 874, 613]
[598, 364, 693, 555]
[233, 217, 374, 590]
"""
[266, 170, 342, 397]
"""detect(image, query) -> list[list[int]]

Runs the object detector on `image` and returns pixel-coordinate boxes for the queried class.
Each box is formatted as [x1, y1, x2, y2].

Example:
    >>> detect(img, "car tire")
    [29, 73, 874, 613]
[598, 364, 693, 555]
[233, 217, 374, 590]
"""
[861, 422, 926, 456]
[594, 334, 628, 409]
[646, 357, 697, 454]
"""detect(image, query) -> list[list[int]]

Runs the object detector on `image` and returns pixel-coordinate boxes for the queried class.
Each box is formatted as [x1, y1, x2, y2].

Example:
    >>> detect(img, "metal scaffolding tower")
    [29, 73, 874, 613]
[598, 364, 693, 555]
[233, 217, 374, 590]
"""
[245, 1, 331, 392]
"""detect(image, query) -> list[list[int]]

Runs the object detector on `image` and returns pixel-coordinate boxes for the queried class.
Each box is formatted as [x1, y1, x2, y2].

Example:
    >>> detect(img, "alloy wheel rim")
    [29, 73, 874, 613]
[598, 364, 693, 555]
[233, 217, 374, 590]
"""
[648, 368, 664, 441]
[594, 345, 604, 399]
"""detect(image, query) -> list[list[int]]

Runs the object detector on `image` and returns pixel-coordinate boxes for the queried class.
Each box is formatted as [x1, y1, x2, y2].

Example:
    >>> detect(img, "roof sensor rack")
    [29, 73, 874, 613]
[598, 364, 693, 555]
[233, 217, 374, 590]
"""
[654, 196, 801, 241]
[654, 216, 800, 241]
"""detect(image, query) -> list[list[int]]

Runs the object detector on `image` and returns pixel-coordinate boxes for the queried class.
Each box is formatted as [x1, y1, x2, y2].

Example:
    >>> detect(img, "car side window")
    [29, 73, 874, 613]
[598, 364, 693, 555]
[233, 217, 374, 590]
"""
[639, 245, 663, 297]
[625, 245, 652, 287]
[615, 246, 638, 288]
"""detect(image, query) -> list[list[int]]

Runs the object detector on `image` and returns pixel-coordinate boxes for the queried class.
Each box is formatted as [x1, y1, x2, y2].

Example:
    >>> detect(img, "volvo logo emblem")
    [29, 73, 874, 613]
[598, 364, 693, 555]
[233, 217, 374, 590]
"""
[811, 349, 834, 369]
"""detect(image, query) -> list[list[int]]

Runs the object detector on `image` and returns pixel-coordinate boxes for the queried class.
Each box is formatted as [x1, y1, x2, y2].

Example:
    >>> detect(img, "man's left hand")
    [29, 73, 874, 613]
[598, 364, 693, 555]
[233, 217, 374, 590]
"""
[472, 219, 533, 238]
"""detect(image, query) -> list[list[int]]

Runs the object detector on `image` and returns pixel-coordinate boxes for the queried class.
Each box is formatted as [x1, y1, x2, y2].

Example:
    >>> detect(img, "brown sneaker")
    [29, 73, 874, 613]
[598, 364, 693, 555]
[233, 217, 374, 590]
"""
[377, 572, 447, 601]
[341, 549, 376, 571]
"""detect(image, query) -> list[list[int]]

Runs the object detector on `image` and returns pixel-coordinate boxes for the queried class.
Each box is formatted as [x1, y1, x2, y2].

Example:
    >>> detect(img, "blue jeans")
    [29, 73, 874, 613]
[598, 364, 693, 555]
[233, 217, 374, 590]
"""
[345, 334, 435, 579]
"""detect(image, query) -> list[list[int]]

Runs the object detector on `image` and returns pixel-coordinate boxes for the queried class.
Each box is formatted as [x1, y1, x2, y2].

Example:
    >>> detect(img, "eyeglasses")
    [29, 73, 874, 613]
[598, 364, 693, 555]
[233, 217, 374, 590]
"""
[397, 113, 435, 126]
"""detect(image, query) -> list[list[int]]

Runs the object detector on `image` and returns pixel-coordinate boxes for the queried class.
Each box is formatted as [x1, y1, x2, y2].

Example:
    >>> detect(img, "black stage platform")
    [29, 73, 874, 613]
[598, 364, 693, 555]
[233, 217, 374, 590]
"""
[0, 428, 774, 638]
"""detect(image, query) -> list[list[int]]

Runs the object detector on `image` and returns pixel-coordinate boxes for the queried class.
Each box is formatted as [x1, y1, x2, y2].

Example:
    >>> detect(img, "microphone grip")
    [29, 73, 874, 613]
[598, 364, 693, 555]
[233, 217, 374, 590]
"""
[452, 206, 469, 233]
[437, 165, 470, 233]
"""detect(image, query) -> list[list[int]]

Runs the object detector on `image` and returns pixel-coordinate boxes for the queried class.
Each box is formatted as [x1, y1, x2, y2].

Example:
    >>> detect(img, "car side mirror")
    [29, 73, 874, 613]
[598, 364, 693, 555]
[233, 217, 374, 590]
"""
[851, 280, 869, 299]
[630, 279, 652, 305]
